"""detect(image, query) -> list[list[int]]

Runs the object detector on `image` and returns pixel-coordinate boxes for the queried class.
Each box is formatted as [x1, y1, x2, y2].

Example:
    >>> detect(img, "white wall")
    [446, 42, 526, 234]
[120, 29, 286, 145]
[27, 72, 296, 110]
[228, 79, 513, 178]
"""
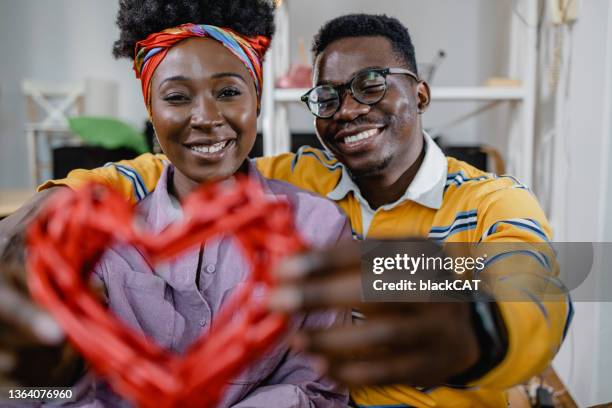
[596, 0, 612, 404]
[540, 0, 612, 405]
[0, 0, 147, 189]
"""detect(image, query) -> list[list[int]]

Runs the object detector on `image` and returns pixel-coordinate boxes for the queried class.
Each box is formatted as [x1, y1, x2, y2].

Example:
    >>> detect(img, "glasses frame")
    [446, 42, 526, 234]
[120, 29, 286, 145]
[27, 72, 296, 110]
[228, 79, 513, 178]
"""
[300, 67, 419, 119]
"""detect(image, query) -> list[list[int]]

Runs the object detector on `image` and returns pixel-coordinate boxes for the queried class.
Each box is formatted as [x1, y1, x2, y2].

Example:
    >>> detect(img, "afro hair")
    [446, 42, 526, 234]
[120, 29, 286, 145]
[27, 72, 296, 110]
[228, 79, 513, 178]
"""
[312, 14, 418, 75]
[112, 0, 275, 59]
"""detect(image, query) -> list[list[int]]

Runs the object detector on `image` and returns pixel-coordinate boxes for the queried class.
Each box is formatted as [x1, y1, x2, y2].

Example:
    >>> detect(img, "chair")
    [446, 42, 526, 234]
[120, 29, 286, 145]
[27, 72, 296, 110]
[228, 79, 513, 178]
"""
[22, 80, 85, 187]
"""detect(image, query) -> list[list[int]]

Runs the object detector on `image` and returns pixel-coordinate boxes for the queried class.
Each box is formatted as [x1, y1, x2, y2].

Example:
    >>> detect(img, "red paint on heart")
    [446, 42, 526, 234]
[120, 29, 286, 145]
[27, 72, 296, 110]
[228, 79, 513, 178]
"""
[26, 177, 305, 407]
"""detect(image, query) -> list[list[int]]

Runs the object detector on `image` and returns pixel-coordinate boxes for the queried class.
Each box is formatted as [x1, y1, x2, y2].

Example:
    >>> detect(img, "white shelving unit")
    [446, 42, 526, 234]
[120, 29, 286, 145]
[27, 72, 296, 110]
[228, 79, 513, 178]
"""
[261, 0, 538, 185]
[274, 87, 526, 103]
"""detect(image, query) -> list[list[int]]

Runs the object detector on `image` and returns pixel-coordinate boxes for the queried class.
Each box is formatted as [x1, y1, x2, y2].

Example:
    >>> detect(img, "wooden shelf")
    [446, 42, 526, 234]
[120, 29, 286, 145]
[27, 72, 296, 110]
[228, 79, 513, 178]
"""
[430, 86, 525, 101]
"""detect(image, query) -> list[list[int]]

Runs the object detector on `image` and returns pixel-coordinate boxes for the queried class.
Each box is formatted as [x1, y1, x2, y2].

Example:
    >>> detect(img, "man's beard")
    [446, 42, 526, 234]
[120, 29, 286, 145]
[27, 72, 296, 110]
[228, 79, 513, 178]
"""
[347, 154, 393, 180]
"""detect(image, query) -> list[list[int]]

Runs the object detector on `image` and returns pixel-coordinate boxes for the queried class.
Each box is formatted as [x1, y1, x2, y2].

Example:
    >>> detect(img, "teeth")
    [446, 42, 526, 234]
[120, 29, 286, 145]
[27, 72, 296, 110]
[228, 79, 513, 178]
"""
[343, 129, 379, 144]
[190, 141, 228, 154]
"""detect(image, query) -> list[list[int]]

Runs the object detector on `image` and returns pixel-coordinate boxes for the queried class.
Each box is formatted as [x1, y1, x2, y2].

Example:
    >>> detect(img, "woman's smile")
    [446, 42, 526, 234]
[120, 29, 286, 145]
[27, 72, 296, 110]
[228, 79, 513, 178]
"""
[186, 139, 237, 161]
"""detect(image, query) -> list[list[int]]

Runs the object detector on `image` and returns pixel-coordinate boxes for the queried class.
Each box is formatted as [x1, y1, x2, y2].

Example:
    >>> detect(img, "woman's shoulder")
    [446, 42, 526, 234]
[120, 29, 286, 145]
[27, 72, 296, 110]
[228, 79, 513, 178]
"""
[265, 177, 343, 214]
[263, 177, 349, 247]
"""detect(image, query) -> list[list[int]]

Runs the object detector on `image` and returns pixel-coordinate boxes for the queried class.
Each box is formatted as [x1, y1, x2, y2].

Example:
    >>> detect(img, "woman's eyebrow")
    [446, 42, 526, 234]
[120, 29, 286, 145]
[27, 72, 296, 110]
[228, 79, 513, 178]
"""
[158, 75, 190, 89]
[158, 72, 247, 89]
[211, 72, 247, 84]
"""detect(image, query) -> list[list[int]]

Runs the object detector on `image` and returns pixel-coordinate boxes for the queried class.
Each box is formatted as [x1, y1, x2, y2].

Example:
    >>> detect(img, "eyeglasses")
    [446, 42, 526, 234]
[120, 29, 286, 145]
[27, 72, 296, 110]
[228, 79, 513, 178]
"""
[301, 67, 419, 119]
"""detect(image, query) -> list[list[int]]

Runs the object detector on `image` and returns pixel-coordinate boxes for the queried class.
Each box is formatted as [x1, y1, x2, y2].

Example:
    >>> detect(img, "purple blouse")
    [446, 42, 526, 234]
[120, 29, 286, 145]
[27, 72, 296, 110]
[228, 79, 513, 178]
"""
[73, 162, 351, 407]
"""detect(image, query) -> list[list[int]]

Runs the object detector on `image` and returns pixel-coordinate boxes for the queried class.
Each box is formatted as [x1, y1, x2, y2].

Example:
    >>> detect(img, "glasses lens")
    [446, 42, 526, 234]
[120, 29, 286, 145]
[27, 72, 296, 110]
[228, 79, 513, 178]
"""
[308, 86, 340, 118]
[352, 70, 387, 104]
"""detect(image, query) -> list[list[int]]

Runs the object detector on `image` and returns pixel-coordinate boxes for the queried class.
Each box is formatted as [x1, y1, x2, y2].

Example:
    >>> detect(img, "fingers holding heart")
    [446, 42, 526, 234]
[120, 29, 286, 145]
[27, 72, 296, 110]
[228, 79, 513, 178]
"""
[270, 270, 363, 312]
[293, 315, 435, 357]
[291, 303, 481, 388]
[0, 285, 63, 347]
[273, 239, 362, 282]
[330, 353, 432, 387]
[295, 318, 451, 387]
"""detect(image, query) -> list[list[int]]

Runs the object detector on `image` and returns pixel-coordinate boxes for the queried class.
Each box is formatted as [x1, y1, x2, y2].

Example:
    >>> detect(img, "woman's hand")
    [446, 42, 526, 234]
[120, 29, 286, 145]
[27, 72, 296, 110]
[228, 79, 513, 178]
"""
[269, 239, 481, 388]
[0, 262, 82, 387]
[0, 188, 82, 386]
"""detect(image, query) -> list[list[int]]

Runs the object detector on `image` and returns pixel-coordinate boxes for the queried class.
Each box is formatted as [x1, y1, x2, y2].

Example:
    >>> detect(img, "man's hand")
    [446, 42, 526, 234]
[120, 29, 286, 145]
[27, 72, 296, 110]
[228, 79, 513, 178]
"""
[269, 239, 481, 388]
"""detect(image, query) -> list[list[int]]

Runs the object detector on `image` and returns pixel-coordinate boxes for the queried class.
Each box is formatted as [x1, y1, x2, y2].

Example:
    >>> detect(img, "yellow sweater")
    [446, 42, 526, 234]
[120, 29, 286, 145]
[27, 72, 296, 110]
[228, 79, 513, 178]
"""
[41, 147, 571, 408]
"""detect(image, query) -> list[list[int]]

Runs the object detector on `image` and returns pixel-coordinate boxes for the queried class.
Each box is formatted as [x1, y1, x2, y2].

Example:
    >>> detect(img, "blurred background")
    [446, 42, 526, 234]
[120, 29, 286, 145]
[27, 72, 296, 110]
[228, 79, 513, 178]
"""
[0, 0, 611, 405]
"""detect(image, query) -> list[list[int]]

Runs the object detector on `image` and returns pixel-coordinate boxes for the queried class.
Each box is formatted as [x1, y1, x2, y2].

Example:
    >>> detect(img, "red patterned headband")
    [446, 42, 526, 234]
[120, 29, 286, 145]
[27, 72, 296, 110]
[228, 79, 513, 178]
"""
[134, 23, 270, 115]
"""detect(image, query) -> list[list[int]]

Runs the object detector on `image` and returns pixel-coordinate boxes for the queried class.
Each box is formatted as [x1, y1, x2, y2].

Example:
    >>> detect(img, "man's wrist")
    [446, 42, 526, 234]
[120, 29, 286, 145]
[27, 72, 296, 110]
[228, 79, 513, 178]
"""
[445, 301, 508, 386]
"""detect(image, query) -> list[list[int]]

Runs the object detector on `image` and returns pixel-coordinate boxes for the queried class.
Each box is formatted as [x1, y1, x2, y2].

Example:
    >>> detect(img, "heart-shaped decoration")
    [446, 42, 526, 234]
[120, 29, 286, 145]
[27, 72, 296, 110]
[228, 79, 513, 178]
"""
[26, 177, 305, 407]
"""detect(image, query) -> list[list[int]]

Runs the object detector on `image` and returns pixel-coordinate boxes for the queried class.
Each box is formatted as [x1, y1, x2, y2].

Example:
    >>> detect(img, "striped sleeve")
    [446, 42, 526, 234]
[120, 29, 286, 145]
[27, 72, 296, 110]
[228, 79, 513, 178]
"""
[470, 186, 572, 390]
[38, 153, 167, 204]
[255, 147, 342, 196]
[428, 209, 478, 242]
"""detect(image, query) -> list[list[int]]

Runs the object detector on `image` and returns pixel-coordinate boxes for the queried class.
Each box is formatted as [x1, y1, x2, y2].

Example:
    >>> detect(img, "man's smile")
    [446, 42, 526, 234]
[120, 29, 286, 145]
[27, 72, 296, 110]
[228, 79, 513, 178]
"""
[333, 126, 385, 155]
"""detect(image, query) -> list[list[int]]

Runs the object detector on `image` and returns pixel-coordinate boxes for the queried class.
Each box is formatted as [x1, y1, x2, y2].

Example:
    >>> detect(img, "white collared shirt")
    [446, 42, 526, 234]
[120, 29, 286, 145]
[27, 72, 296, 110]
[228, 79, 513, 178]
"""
[327, 131, 447, 236]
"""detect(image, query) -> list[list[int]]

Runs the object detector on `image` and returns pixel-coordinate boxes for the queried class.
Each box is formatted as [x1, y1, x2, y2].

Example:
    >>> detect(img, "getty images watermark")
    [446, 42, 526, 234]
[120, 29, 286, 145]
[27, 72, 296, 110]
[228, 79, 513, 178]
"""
[360, 241, 606, 302]
[371, 251, 487, 292]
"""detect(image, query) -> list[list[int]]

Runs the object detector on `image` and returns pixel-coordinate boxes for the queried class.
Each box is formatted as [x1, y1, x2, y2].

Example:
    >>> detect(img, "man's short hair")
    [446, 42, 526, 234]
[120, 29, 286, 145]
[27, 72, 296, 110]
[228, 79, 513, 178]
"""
[312, 13, 418, 75]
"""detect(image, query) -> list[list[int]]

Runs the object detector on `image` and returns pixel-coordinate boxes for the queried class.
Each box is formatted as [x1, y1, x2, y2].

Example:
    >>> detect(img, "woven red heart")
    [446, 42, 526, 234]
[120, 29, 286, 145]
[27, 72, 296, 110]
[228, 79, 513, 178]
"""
[26, 177, 305, 408]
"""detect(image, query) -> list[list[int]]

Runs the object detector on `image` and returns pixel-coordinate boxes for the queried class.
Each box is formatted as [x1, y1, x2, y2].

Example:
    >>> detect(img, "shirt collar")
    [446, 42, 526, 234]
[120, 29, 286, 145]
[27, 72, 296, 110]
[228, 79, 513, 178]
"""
[144, 164, 182, 233]
[327, 131, 447, 210]
[144, 160, 277, 233]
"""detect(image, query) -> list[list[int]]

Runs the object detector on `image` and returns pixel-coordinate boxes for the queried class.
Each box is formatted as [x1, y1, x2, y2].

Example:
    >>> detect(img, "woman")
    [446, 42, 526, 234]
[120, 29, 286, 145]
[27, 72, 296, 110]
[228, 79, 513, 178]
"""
[0, 1, 350, 406]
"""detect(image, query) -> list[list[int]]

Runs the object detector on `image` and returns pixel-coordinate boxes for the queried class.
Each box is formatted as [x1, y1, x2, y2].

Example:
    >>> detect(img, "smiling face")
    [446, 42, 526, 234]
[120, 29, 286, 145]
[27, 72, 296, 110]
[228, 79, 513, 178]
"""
[150, 37, 258, 198]
[313, 36, 430, 180]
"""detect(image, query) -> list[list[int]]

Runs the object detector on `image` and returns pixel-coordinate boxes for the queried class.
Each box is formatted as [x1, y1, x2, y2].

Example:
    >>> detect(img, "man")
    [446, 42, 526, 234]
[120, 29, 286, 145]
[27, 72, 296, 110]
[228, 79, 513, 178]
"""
[1, 14, 570, 407]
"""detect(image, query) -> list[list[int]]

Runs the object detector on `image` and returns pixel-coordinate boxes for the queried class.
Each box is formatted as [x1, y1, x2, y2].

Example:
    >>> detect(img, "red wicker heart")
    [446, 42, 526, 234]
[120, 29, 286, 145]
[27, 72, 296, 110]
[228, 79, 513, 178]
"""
[26, 177, 305, 408]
